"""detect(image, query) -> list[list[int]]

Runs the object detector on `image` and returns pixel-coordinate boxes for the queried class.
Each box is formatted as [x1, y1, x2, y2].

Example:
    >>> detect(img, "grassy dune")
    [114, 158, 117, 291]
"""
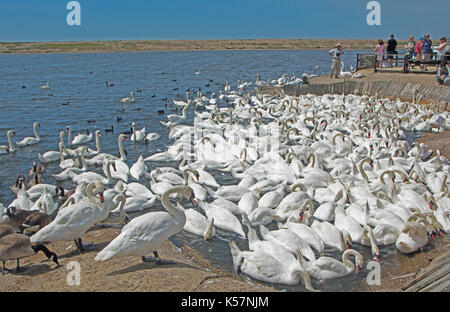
[0, 39, 408, 54]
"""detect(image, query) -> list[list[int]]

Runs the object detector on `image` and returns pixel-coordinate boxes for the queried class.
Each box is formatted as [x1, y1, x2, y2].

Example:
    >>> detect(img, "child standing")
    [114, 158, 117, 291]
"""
[374, 40, 385, 68]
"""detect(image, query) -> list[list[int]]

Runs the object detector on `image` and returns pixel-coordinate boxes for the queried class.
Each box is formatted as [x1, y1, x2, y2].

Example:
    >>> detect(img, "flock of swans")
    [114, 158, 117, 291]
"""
[0, 73, 449, 292]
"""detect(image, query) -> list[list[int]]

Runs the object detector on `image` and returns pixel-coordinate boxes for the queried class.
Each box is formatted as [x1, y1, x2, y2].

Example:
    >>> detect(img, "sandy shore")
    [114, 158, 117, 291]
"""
[0, 39, 407, 54]
[0, 225, 275, 292]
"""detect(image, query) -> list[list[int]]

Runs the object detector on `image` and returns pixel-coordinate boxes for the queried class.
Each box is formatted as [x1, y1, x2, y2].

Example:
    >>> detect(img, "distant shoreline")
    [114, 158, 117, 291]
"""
[0, 39, 407, 55]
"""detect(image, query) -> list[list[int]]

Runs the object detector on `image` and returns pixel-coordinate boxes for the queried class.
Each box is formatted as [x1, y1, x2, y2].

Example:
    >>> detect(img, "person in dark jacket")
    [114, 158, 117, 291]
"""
[386, 34, 397, 68]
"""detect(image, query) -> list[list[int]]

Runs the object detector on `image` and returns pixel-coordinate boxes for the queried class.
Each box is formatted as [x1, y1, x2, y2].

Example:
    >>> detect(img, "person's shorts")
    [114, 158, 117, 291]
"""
[376, 54, 383, 62]
[423, 53, 432, 61]
[386, 51, 396, 59]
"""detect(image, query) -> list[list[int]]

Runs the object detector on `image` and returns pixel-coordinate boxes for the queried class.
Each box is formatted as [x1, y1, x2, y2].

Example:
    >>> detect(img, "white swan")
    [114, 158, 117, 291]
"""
[0, 130, 16, 154]
[183, 209, 215, 240]
[130, 155, 147, 181]
[86, 133, 128, 166]
[259, 224, 316, 262]
[340, 62, 353, 78]
[72, 159, 116, 185]
[298, 249, 364, 280]
[40, 82, 50, 90]
[120, 91, 135, 103]
[280, 220, 325, 254]
[59, 142, 79, 169]
[38, 143, 62, 163]
[311, 220, 352, 251]
[30, 181, 107, 251]
[396, 216, 429, 254]
[229, 241, 318, 291]
[198, 200, 246, 238]
[95, 184, 195, 263]
[72, 131, 93, 146]
[52, 146, 89, 182]
[131, 123, 146, 142]
[16, 122, 41, 146]
[111, 194, 157, 213]
[124, 182, 154, 198]
[30, 189, 58, 215]
[84, 130, 102, 157]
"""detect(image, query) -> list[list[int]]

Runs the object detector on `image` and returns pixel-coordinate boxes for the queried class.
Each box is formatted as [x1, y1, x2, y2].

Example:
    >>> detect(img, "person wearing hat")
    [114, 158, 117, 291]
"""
[328, 43, 344, 78]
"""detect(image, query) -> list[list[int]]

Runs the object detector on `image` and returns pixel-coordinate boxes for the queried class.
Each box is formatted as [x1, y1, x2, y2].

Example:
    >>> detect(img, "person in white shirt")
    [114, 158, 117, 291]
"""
[437, 37, 449, 61]
[328, 43, 344, 78]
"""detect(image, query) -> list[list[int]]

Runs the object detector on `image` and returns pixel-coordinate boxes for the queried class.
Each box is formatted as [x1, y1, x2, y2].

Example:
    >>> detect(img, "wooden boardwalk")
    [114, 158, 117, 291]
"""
[401, 248, 450, 292]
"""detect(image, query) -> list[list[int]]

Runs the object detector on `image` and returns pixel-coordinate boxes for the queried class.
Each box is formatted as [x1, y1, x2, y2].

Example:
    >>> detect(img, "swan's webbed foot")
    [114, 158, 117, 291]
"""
[141, 251, 160, 263]
[74, 238, 94, 252]
[14, 259, 25, 273]
[2, 262, 11, 275]
[141, 251, 176, 265]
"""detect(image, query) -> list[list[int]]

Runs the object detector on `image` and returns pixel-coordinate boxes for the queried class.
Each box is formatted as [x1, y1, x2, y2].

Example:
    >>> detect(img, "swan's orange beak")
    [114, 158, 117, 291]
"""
[356, 265, 361, 274]
[299, 211, 304, 222]
[196, 174, 200, 181]
[374, 254, 381, 262]
[428, 202, 433, 210]
[99, 192, 104, 203]
[124, 136, 129, 141]
[12, 132, 16, 136]
[345, 243, 351, 250]
[112, 163, 117, 172]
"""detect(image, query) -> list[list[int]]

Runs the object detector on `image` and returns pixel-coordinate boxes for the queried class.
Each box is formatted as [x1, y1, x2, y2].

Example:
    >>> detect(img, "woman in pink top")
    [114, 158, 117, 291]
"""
[373, 39, 385, 68]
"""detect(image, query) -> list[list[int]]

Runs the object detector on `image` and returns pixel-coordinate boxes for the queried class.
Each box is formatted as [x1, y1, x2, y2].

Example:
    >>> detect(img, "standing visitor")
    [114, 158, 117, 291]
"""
[415, 37, 424, 68]
[405, 35, 416, 69]
[328, 43, 344, 78]
[437, 37, 449, 62]
[422, 34, 433, 71]
[373, 40, 385, 68]
[386, 34, 398, 68]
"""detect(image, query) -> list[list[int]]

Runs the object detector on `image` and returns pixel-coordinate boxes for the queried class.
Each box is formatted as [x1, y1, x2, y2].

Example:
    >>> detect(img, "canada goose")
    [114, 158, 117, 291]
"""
[28, 162, 45, 177]
[21, 211, 53, 234]
[0, 206, 34, 231]
[0, 224, 59, 274]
